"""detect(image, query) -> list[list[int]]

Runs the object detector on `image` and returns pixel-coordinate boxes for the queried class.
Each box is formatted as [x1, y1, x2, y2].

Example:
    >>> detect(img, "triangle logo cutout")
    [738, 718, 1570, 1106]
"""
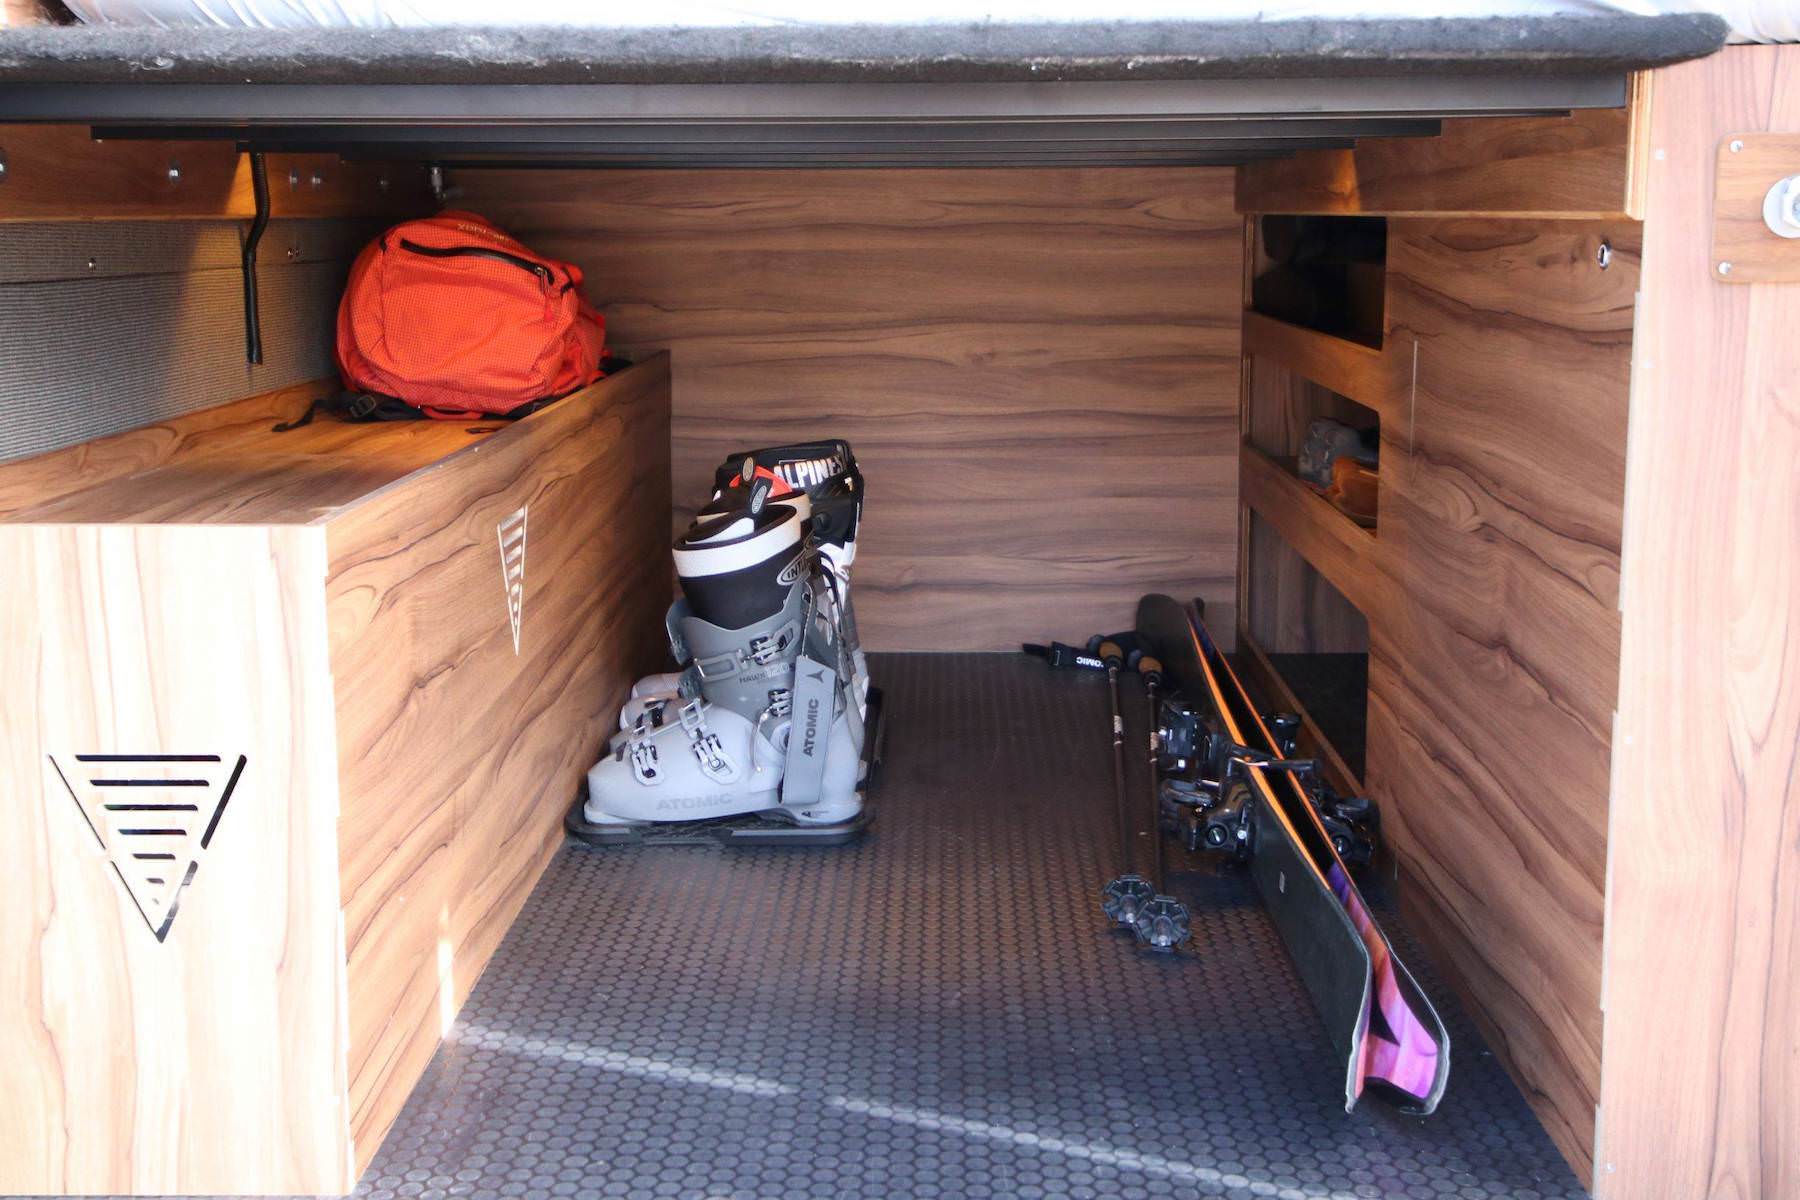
[498, 504, 528, 655]
[49, 753, 246, 943]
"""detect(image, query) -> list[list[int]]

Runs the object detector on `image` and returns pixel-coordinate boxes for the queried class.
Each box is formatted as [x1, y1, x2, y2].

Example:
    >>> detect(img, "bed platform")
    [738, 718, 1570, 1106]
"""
[0, 358, 671, 1195]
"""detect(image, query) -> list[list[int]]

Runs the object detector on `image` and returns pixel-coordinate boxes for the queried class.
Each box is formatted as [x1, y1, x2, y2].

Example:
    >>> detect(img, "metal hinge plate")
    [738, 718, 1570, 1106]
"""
[1713, 132, 1800, 283]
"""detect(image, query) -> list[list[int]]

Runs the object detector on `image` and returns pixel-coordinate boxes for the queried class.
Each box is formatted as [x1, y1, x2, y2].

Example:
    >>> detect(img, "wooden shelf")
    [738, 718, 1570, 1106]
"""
[1242, 310, 1393, 414]
[1270, 453, 1376, 532]
[1239, 443, 1381, 616]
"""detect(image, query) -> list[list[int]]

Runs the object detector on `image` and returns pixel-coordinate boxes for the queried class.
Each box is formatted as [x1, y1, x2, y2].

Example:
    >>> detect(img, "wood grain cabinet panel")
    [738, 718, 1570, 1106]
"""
[0, 358, 671, 1195]
[457, 166, 1244, 651]
[1239, 59, 1800, 1186]
[1597, 45, 1800, 1200]
[1374, 219, 1636, 1183]
[1240, 215, 1637, 1185]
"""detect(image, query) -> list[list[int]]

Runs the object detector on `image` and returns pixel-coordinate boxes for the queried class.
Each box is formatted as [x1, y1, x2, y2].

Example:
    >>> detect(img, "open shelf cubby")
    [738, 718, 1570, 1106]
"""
[1250, 214, 1387, 349]
[1241, 510, 1369, 792]
[1244, 349, 1381, 533]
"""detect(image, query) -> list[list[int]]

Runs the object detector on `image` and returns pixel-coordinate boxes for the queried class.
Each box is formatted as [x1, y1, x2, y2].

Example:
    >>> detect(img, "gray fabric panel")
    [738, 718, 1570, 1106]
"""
[0, 218, 371, 463]
[0, 17, 1729, 85]
[0, 217, 368, 283]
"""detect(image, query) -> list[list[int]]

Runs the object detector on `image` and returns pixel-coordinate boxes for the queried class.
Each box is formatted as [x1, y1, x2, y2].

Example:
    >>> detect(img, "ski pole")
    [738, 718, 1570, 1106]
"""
[1099, 639, 1153, 929]
[1139, 653, 1167, 895]
[1101, 639, 1131, 879]
[1133, 652, 1191, 953]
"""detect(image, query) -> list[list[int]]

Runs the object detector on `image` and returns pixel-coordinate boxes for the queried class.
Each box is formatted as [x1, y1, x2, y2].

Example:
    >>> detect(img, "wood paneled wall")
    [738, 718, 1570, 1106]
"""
[1244, 511, 1367, 656]
[326, 359, 671, 1169]
[1370, 219, 1635, 1183]
[1235, 100, 1647, 220]
[457, 167, 1244, 651]
[1237, 216, 1636, 1183]
[1598, 47, 1800, 1200]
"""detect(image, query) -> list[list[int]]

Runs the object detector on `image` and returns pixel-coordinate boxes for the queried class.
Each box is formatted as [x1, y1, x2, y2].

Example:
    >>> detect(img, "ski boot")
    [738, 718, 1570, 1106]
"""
[583, 483, 864, 830]
[617, 440, 868, 742]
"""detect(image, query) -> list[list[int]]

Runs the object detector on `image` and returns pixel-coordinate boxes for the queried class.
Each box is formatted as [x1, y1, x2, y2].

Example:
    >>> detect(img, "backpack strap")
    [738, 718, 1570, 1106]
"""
[273, 391, 427, 432]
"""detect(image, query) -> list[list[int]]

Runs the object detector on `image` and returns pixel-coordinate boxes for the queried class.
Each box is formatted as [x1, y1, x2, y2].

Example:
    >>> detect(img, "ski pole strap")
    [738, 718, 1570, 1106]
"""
[782, 577, 841, 810]
[1022, 641, 1107, 672]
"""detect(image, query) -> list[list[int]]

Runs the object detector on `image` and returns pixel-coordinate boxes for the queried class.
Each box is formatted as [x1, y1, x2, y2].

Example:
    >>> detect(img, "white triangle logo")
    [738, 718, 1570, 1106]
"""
[49, 753, 245, 943]
[498, 505, 528, 655]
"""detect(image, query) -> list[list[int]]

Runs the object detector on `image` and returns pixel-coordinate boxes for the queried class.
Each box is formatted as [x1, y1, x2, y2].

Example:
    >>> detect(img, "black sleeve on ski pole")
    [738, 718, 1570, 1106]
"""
[1023, 642, 1107, 671]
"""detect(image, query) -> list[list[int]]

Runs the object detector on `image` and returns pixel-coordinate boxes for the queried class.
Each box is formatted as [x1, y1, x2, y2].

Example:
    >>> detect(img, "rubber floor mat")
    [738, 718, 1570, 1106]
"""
[66, 653, 1589, 1200]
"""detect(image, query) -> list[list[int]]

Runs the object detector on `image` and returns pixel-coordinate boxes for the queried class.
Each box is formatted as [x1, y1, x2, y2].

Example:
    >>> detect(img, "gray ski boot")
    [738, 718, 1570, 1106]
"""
[618, 440, 868, 743]
[584, 482, 864, 830]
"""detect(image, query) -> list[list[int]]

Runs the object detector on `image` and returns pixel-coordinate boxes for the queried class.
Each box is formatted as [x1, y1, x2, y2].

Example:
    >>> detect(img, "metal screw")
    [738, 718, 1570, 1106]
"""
[288, 168, 300, 188]
[378, 173, 391, 193]
[1719, 261, 1734, 276]
[1596, 240, 1612, 270]
[309, 170, 324, 189]
[167, 160, 181, 184]
[285, 245, 298, 260]
[0, 150, 10, 183]
[1730, 139, 1745, 153]
[85, 257, 97, 271]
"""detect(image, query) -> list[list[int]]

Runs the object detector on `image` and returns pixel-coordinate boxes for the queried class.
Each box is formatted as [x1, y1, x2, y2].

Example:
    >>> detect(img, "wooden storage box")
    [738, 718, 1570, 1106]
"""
[0, 356, 671, 1195]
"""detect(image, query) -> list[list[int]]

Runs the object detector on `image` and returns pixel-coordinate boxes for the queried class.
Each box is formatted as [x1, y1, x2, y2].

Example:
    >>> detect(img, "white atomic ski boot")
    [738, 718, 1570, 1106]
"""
[616, 440, 868, 744]
[584, 481, 864, 830]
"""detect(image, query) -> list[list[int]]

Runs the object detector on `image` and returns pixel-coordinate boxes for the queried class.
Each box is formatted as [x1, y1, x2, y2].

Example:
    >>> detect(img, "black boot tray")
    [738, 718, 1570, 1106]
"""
[565, 686, 884, 848]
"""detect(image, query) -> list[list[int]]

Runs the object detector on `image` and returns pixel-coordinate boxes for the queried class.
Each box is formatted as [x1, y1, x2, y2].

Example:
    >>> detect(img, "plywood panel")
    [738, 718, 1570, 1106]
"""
[1597, 45, 1800, 1200]
[0, 359, 674, 1193]
[0, 124, 430, 221]
[1244, 509, 1368, 656]
[1237, 99, 1647, 220]
[326, 355, 671, 1167]
[1240, 311, 1394, 415]
[10, 420, 516, 526]
[1244, 353, 1379, 462]
[458, 167, 1243, 650]
[0, 524, 351, 1196]
[1373, 218, 1637, 1183]
[1238, 443, 1380, 618]
[0, 377, 330, 518]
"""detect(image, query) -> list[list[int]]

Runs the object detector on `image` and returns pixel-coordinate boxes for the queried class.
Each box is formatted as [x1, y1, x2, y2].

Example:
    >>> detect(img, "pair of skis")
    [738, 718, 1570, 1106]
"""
[1136, 594, 1450, 1116]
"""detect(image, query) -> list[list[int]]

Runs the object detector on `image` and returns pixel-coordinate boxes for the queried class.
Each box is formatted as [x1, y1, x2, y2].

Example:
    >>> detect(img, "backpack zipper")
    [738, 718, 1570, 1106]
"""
[397, 237, 553, 285]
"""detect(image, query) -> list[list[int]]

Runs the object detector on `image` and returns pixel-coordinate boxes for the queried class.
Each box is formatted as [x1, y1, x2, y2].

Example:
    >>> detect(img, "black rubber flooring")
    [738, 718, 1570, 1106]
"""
[82, 653, 1588, 1200]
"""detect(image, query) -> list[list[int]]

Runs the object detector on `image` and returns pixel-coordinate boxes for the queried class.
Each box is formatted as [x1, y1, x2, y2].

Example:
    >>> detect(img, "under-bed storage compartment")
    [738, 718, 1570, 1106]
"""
[0, 359, 670, 1195]
[0, 54, 1794, 1200]
[1241, 511, 1369, 788]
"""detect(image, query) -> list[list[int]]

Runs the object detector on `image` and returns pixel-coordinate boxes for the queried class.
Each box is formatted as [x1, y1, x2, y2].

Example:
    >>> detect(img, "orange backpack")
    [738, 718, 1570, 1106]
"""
[336, 212, 607, 419]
